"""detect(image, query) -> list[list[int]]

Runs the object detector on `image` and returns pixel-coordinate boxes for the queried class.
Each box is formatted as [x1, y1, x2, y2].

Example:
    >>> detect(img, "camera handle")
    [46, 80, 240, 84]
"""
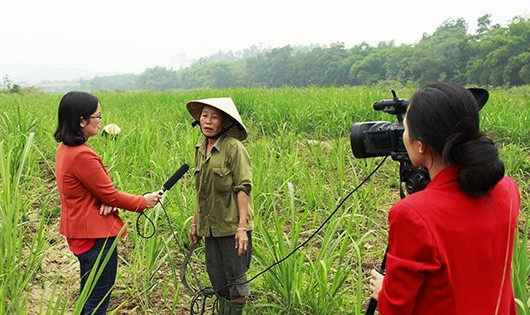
[366, 159, 427, 314]
[365, 248, 388, 315]
[399, 159, 430, 197]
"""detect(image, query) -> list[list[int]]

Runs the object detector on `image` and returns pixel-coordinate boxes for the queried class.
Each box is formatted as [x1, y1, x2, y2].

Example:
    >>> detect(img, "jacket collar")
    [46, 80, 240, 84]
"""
[196, 133, 227, 157]
[428, 165, 460, 189]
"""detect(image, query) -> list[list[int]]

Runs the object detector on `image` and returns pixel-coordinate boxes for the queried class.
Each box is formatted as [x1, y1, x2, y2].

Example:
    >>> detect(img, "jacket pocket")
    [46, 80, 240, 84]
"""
[212, 167, 232, 193]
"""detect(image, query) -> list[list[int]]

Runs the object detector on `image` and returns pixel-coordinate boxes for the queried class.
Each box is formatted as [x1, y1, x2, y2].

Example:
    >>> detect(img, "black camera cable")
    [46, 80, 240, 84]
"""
[187, 156, 388, 315]
[133, 156, 387, 314]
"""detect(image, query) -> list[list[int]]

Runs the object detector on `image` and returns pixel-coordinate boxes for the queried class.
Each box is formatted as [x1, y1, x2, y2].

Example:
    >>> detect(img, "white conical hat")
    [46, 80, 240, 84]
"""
[186, 97, 248, 141]
[102, 123, 121, 136]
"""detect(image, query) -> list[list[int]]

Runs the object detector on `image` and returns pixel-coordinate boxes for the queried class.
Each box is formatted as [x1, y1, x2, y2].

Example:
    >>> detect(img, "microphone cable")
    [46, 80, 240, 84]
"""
[136, 205, 156, 239]
[136, 163, 190, 239]
[132, 157, 387, 314]
[135, 192, 204, 295]
[135, 191, 176, 239]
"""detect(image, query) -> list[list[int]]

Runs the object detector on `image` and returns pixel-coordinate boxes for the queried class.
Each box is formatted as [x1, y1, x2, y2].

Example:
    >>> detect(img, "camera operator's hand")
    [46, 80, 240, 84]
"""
[143, 192, 161, 208]
[369, 269, 384, 300]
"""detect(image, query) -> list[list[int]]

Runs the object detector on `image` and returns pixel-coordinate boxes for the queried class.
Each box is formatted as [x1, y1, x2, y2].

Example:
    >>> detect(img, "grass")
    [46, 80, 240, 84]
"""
[514, 222, 530, 315]
[0, 133, 48, 314]
[0, 85, 528, 314]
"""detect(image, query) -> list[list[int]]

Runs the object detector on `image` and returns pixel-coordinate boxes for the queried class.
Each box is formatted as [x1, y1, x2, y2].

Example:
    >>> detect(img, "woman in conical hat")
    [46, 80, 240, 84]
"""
[187, 97, 248, 141]
[187, 97, 254, 314]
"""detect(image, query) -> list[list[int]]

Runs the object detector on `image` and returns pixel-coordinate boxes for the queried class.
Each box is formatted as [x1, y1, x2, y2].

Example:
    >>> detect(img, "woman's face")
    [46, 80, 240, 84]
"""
[199, 105, 225, 138]
[403, 114, 421, 167]
[81, 103, 102, 139]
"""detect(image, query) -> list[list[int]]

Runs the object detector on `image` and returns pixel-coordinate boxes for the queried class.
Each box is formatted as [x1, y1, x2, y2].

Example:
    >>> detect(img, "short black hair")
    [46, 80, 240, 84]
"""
[54, 91, 99, 146]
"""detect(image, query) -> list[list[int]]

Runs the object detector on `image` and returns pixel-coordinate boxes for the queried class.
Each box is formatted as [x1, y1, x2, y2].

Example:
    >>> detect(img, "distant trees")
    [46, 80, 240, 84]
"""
[79, 15, 529, 91]
[465, 16, 530, 86]
[410, 18, 469, 84]
[136, 66, 179, 90]
[1, 75, 22, 93]
[79, 74, 138, 91]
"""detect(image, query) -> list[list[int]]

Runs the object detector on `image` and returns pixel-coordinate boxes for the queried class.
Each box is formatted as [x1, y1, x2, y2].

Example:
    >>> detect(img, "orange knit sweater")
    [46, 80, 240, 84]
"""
[55, 143, 146, 240]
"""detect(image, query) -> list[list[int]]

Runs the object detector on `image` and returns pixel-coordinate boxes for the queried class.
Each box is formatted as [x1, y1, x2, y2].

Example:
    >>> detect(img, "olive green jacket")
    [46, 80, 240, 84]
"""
[194, 134, 254, 237]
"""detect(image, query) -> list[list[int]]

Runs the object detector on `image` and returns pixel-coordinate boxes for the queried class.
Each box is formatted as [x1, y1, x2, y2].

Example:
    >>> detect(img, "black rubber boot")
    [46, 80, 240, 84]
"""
[216, 299, 230, 315]
[225, 301, 245, 315]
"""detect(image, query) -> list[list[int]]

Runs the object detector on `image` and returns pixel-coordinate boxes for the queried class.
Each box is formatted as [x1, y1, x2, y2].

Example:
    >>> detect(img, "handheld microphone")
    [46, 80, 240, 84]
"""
[159, 164, 190, 195]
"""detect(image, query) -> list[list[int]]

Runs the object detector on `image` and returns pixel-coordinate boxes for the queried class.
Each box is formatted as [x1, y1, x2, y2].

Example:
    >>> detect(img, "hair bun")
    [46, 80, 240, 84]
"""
[457, 137, 504, 195]
[443, 118, 479, 163]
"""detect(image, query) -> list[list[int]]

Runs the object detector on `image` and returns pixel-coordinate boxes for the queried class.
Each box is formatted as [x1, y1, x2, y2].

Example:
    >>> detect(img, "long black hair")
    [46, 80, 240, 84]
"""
[406, 82, 504, 195]
[54, 91, 99, 146]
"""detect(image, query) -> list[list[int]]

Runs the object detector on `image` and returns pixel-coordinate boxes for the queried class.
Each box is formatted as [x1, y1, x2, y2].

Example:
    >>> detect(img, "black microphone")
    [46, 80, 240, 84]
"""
[159, 164, 190, 195]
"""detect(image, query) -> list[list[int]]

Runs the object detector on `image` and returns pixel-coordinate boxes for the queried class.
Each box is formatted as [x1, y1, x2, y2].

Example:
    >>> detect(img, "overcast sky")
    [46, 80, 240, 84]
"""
[1, 0, 528, 81]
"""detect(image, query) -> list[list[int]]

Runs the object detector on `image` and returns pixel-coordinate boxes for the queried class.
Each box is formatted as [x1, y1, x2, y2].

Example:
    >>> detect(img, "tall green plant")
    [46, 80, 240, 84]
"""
[0, 133, 47, 314]
[304, 211, 370, 315]
[513, 221, 530, 315]
[252, 182, 309, 314]
[0, 86, 527, 314]
[120, 206, 181, 313]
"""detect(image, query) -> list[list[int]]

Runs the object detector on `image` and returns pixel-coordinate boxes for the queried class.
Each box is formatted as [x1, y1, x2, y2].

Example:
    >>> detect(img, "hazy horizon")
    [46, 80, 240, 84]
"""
[2, 0, 528, 84]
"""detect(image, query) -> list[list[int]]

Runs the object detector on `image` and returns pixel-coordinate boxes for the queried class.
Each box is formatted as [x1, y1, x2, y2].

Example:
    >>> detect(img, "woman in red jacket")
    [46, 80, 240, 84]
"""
[369, 82, 520, 314]
[54, 91, 160, 314]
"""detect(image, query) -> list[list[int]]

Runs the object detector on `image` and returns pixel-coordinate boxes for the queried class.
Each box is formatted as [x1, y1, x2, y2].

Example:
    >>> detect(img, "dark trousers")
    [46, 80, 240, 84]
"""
[205, 232, 252, 300]
[75, 237, 118, 315]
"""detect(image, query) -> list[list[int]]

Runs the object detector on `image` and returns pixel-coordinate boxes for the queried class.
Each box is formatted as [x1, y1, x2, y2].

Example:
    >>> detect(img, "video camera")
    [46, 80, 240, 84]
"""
[350, 88, 489, 195]
[350, 90, 408, 161]
[350, 90, 430, 195]
[355, 87, 490, 315]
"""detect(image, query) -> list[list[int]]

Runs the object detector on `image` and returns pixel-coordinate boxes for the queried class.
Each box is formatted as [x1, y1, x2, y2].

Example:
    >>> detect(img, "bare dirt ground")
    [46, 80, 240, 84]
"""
[28, 221, 196, 315]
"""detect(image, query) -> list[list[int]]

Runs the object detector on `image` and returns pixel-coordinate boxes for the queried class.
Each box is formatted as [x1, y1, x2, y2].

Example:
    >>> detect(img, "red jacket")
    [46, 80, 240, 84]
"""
[378, 166, 519, 315]
[55, 143, 146, 239]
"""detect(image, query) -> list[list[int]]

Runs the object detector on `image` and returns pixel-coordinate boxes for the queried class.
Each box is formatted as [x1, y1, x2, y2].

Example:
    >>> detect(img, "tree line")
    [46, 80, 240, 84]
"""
[79, 14, 529, 91]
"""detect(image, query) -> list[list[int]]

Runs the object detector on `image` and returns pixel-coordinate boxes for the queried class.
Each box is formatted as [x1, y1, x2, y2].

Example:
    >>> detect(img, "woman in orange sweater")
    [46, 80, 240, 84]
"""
[54, 91, 160, 314]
